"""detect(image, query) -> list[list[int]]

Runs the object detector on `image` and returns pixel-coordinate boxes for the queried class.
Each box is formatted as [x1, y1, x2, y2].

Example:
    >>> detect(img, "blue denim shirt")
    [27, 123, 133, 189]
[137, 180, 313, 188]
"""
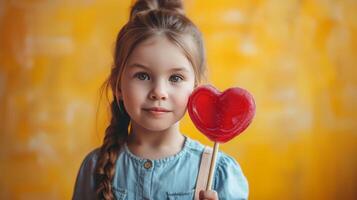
[73, 137, 248, 200]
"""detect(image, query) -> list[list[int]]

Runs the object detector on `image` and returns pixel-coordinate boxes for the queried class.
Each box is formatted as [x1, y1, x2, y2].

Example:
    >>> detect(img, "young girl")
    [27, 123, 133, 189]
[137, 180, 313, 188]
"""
[73, 0, 248, 199]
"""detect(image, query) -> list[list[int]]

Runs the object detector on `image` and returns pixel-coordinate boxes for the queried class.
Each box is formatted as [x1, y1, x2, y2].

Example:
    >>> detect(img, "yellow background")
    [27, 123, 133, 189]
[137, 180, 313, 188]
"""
[0, 0, 356, 199]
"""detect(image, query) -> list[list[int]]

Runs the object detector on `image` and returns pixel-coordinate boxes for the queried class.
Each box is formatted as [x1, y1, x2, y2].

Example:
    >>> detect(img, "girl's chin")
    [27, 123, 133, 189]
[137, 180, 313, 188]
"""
[142, 124, 173, 133]
[133, 119, 179, 133]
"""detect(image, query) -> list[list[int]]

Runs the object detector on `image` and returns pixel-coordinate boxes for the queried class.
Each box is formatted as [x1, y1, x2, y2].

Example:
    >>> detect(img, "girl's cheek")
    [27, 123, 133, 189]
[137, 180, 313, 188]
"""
[129, 80, 148, 90]
[177, 87, 193, 105]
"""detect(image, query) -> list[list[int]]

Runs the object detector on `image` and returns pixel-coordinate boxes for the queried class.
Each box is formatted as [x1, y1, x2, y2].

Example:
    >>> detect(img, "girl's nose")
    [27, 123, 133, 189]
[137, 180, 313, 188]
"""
[149, 81, 168, 100]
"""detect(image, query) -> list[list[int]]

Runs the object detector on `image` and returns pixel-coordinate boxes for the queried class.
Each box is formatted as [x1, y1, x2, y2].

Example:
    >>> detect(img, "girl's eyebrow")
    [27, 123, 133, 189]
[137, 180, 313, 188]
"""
[128, 63, 151, 71]
[128, 63, 190, 73]
[169, 67, 190, 73]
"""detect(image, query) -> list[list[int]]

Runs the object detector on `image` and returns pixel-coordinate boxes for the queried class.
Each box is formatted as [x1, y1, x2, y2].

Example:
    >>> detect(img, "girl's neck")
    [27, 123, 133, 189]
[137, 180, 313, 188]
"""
[126, 121, 186, 160]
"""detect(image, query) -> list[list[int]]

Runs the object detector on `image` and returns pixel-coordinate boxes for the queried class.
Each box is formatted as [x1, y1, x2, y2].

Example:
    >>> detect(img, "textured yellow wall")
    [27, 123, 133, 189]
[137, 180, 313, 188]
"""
[0, 0, 356, 199]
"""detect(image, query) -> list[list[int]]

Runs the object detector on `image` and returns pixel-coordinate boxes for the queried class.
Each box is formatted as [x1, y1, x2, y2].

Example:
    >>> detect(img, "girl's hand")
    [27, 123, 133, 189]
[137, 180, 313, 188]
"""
[199, 190, 219, 200]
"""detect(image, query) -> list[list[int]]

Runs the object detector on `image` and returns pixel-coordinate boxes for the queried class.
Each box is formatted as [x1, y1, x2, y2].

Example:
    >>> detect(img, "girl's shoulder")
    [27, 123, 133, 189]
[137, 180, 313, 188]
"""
[216, 150, 242, 170]
[80, 148, 100, 168]
[214, 150, 249, 199]
[185, 137, 249, 198]
[73, 148, 100, 200]
[184, 136, 205, 153]
[75, 148, 101, 181]
[185, 136, 243, 169]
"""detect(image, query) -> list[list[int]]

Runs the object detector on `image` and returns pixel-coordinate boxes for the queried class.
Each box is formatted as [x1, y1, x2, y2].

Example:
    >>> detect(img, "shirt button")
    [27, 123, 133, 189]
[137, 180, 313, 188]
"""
[144, 160, 152, 169]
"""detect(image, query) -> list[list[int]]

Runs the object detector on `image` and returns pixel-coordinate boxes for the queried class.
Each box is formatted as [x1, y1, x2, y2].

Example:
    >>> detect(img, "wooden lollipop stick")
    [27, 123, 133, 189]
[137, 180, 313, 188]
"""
[206, 142, 219, 190]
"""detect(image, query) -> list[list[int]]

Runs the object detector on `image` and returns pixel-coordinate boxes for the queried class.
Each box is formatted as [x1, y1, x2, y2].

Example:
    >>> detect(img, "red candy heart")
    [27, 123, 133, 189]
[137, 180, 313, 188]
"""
[188, 85, 256, 143]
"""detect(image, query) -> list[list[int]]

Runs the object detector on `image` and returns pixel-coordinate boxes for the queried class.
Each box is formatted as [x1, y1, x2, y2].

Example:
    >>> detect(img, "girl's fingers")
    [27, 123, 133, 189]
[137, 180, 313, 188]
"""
[199, 190, 219, 200]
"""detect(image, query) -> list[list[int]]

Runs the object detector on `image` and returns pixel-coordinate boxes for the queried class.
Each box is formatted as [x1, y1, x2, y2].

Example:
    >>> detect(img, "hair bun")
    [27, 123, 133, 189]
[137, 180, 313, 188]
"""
[130, 0, 184, 19]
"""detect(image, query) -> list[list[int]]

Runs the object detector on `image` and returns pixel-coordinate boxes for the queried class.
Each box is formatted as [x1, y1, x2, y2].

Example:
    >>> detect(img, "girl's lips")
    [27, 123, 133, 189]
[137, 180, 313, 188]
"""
[143, 107, 171, 116]
[143, 107, 170, 112]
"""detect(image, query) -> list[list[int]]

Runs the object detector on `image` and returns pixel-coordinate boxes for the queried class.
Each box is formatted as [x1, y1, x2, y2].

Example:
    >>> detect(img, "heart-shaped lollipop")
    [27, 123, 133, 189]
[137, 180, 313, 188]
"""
[188, 85, 256, 143]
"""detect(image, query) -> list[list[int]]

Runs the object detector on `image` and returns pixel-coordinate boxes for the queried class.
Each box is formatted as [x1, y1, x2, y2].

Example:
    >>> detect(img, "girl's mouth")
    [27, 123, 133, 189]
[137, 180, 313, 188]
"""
[143, 107, 171, 115]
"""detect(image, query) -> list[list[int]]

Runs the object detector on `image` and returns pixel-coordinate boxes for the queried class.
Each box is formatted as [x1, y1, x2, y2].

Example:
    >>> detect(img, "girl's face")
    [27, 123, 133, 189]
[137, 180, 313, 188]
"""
[119, 35, 195, 132]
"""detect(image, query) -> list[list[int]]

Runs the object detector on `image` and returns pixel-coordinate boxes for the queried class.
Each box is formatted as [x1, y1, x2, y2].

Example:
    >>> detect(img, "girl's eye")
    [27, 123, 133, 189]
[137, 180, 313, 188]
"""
[169, 74, 184, 83]
[134, 72, 150, 80]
